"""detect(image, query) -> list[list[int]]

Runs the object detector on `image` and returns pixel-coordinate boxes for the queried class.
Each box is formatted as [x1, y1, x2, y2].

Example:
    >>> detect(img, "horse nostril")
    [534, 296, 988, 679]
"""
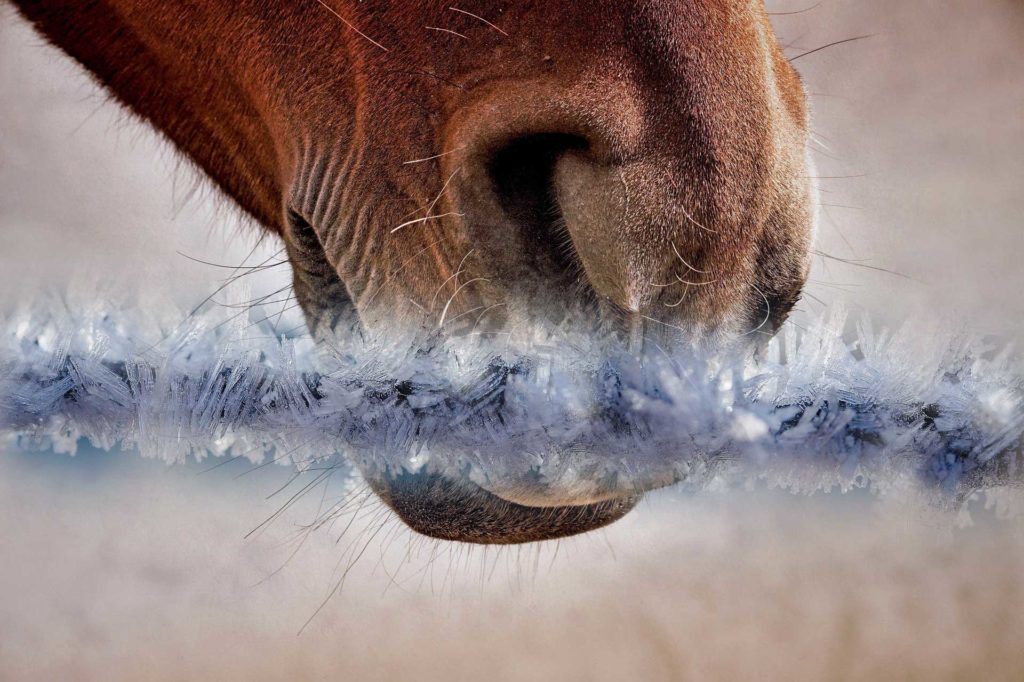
[475, 129, 643, 322]
[366, 469, 639, 545]
[486, 133, 590, 277]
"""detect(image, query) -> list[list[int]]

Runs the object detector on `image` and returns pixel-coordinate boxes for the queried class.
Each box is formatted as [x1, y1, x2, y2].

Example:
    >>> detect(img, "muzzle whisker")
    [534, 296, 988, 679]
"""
[391, 211, 464, 234]
[671, 242, 711, 274]
[402, 146, 466, 165]
[739, 281, 773, 338]
[311, 0, 390, 52]
[438, 277, 489, 328]
[680, 205, 718, 234]
[425, 26, 468, 40]
[399, 167, 462, 222]
[664, 283, 692, 309]
[448, 6, 508, 36]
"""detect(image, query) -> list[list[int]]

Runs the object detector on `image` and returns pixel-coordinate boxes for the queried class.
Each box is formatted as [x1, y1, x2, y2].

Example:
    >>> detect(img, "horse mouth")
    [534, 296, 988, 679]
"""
[365, 469, 640, 545]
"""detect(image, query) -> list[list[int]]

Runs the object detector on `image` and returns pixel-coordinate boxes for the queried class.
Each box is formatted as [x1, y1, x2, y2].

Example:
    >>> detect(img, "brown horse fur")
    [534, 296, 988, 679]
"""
[9, 0, 815, 543]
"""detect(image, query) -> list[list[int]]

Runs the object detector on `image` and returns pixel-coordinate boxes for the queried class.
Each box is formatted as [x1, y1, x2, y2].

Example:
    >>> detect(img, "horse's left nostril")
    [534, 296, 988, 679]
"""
[485, 133, 590, 277]
[365, 469, 639, 545]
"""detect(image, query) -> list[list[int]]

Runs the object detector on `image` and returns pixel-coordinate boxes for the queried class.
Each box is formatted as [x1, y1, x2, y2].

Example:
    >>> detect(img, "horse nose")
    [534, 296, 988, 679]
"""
[364, 469, 639, 545]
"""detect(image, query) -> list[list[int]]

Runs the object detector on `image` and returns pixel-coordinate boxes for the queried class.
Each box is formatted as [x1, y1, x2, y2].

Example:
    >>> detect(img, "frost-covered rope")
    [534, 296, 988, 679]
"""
[2, 292, 1023, 508]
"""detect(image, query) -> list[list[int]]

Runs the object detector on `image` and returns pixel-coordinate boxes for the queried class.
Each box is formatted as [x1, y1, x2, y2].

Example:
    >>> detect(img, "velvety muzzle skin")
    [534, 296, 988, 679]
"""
[12, 0, 814, 543]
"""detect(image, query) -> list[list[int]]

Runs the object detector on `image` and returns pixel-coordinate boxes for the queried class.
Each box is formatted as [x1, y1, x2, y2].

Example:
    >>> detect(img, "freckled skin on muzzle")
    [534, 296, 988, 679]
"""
[13, 0, 814, 543]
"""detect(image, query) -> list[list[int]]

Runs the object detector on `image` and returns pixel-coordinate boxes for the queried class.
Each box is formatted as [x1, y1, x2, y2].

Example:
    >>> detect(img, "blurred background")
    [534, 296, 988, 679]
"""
[1, 1, 1023, 679]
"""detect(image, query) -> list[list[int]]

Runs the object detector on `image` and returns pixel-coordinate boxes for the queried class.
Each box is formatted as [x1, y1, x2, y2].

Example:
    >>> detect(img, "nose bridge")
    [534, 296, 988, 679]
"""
[624, 2, 774, 154]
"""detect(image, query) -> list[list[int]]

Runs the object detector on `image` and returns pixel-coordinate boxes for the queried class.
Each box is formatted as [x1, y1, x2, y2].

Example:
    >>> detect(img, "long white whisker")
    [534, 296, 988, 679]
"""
[430, 269, 465, 310]
[403, 147, 465, 165]
[401, 167, 463, 222]
[675, 275, 718, 286]
[741, 282, 772, 337]
[448, 6, 508, 35]
[391, 212, 464, 234]
[439, 278, 489, 328]
[312, 0, 389, 52]
[470, 303, 507, 335]
[640, 314, 689, 335]
[429, 250, 476, 310]
[426, 168, 461, 213]
[680, 205, 717, 234]
[664, 282, 691, 308]
[440, 305, 485, 327]
[671, 242, 710, 274]
[426, 26, 468, 39]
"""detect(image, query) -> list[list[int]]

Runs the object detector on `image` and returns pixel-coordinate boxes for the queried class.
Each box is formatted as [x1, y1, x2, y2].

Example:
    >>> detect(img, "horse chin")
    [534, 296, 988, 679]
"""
[363, 468, 641, 545]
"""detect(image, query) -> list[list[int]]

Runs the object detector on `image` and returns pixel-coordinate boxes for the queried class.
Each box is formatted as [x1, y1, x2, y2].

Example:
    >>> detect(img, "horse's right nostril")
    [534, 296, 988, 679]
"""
[471, 126, 646, 320]
[485, 133, 590, 277]
[365, 469, 639, 545]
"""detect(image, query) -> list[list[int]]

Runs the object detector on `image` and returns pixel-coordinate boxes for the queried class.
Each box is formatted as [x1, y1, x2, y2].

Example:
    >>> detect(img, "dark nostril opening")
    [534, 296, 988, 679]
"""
[486, 133, 589, 276]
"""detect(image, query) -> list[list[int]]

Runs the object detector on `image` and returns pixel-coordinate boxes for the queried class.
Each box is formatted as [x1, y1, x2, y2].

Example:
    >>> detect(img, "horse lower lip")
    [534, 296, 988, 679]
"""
[367, 470, 641, 544]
